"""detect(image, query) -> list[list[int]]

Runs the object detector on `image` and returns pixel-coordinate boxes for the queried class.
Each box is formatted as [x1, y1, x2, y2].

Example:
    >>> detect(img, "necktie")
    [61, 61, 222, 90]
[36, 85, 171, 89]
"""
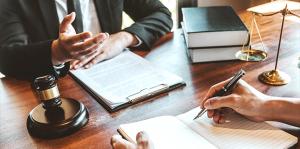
[67, 0, 83, 33]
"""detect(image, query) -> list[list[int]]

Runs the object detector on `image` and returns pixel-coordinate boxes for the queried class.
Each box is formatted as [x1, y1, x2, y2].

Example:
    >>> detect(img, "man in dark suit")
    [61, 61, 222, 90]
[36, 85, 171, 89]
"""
[0, 0, 172, 80]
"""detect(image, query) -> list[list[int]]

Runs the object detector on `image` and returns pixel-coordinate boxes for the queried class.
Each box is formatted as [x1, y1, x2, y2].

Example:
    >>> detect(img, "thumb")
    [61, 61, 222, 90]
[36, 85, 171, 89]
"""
[59, 12, 76, 33]
[111, 134, 135, 149]
[136, 131, 153, 149]
[204, 95, 237, 110]
[201, 79, 231, 108]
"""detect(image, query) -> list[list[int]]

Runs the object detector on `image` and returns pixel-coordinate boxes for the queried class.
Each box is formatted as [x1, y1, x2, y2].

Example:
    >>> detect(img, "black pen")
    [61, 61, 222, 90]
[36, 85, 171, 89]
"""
[193, 69, 246, 120]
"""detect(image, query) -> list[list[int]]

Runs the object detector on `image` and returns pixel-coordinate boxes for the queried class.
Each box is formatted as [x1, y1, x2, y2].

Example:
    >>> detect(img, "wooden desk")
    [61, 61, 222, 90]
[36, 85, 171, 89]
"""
[1, 11, 300, 148]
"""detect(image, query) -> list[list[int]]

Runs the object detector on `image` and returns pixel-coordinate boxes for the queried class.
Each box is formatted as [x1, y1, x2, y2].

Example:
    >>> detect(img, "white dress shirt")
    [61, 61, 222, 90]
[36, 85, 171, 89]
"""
[55, 0, 142, 46]
[55, 0, 101, 35]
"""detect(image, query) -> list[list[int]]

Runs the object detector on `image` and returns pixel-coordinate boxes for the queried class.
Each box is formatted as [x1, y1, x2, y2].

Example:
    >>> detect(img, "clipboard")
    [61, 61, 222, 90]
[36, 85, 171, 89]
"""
[70, 50, 186, 112]
[71, 76, 185, 112]
[127, 84, 169, 103]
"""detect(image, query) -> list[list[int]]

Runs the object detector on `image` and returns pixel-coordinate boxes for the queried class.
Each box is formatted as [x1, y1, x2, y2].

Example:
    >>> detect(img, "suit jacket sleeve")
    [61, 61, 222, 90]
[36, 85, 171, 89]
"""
[123, 0, 173, 50]
[0, 0, 69, 80]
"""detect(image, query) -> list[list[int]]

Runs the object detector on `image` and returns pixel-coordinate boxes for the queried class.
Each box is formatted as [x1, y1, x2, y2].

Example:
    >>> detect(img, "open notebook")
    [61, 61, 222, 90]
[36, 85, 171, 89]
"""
[118, 107, 298, 149]
[70, 50, 185, 112]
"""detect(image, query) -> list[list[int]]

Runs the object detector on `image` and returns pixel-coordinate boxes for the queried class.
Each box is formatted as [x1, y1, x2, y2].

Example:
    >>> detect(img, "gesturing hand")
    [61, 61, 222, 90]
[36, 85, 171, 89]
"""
[71, 31, 138, 69]
[201, 79, 271, 124]
[51, 12, 109, 65]
[111, 132, 153, 149]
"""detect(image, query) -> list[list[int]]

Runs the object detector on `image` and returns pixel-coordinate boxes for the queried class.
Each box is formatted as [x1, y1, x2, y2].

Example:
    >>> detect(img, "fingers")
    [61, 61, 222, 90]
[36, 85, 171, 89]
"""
[207, 109, 226, 124]
[74, 51, 107, 69]
[214, 110, 225, 124]
[55, 13, 111, 63]
[63, 32, 92, 45]
[76, 44, 99, 57]
[207, 109, 214, 118]
[69, 33, 110, 69]
[136, 131, 153, 149]
[84, 52, 107, 68]
[70, 60, 80, 69]
[204, 94, 238, 110]
[201, 78, 254, 124]
[73, 51, 100, 69]
[212, 109, 226, 124]
[60, 33, 108, 61]
[111, 135, 122, 144]
[72, 33, 106, 52]
[111, 134, 135, 149]
[218, 116, 226, 124]
[60, 12, 76, 33]
[212, 109, 221, 123]
[200, 79, 231, 108]
[110, 132, 153, 149]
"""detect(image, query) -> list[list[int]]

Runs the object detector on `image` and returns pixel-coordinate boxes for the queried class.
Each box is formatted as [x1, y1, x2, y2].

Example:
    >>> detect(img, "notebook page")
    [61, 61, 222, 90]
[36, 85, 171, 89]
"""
[177, 107, 298, 149]
[119, 116, 217, 149]
[70, 50, 183, 108]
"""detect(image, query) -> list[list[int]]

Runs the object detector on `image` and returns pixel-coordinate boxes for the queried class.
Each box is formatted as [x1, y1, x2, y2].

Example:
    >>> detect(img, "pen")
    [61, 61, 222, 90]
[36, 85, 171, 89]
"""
[193, 69, 246, 120]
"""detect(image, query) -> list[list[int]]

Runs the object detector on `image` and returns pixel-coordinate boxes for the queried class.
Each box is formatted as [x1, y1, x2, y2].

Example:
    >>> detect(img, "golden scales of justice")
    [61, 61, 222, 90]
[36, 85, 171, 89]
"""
[235, 9, 268, 62]
[236, 0, 300, 85]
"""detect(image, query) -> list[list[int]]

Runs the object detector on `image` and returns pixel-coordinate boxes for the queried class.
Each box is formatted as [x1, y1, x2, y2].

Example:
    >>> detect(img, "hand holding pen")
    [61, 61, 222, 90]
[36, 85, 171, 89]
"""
[193, 69, 245, 120]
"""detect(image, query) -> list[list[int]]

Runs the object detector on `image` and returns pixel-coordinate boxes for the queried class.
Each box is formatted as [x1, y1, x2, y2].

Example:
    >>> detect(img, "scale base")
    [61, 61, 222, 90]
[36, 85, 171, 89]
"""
[236, 48, 267, 62]
[258, 70, 290, 86]
[27, 98, 89, 138]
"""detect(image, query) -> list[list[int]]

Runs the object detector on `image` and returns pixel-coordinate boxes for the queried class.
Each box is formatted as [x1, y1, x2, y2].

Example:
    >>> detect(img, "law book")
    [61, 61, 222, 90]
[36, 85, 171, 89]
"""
[70, 50, 186, 112]
[118, 107, 298, 149]
[182, 22, 241, 63]
[182, 6, 249, 48]
[186, 46, 241, 63]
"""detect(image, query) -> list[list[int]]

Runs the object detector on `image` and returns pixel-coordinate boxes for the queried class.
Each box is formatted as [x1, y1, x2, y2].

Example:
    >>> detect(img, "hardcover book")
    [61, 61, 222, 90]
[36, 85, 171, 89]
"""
[182, 22, 241, 63]
[182, 6, 249, 48]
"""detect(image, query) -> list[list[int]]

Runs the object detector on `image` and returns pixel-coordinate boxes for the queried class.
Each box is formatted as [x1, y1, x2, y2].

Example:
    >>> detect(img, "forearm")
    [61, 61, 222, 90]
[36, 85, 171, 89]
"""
[263, 97, 300, 127]
[115, 31, 138, 48]
[123, 0, 173, 49]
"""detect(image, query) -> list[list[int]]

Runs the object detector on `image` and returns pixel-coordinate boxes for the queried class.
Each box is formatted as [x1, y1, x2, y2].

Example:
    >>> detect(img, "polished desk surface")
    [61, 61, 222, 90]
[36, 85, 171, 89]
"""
[1, 11, 300, 149]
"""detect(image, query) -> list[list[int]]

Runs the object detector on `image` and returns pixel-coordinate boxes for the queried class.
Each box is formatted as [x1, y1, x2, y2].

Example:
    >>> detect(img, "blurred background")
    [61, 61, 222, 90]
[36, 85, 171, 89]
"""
[122, 0, 300, 30]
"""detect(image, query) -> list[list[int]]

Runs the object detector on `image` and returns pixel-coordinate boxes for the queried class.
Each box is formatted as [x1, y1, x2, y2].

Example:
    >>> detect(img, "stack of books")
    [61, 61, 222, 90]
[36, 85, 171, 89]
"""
[182, 6, 249, 63]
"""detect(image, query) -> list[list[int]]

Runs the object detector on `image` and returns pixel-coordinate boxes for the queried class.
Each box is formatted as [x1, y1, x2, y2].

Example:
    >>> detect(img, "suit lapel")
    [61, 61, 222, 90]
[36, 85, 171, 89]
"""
[94, 0, 113, 33]
[38, 0, 60, 39]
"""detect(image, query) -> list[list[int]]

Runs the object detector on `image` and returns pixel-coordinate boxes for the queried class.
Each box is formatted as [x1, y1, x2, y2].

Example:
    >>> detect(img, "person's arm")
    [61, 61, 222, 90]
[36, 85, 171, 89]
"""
[71, 31, 139, 69]
[0, 0, 57, 80]
[0, 41, 66, 80]
[123, 0, 173, 50]
[0, 0, 107, 80]
[71, 0, 173, 69]
[264, 96, 300, 126]
[201, 79, 300, 127]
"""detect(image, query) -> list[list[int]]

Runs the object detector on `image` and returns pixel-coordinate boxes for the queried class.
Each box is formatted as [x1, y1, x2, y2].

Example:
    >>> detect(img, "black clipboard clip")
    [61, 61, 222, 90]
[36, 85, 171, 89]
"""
[126, 84, 169, 103]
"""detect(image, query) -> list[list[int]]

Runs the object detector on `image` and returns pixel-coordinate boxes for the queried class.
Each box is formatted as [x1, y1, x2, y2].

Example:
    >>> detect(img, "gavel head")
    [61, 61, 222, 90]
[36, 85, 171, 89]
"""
[34, 75, 62, 110]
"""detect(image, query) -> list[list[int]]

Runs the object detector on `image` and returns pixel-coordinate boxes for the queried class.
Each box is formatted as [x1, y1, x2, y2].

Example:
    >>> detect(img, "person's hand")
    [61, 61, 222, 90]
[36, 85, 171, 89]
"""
[71, 31, 138, 69]
[201, 79, 271, 124]
[51, 12, 109, 65]
[111, 131, 153, 149]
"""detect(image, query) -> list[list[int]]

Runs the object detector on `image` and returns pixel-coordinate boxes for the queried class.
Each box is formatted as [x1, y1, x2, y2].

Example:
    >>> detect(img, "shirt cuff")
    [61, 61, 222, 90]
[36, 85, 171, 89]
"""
[53, 63, 66, 76]
[53, 63, 65, 70]
[131, 35, 143, 47]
